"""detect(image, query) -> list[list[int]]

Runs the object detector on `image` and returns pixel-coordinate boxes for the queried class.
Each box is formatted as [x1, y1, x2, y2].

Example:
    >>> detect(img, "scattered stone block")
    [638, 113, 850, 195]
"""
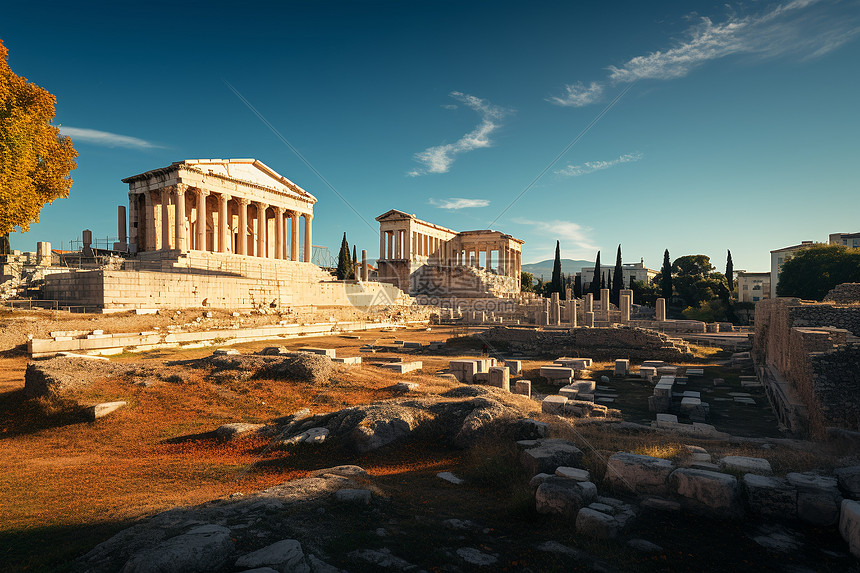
[839, 499, 860, 558]
[234, 539, 305, 571]
[656, 413, 678, 423]
[720, 456, 772, 475]
[686, 368, 704, 377]
[86, 401, 127, 421]
[402, 341, 423, 349]
[541, 395, 567, 415]
[505, 360, 522, 374]
[540, 366, 575, 380]
[535, 477, 597, 518]
[556, 467, 591, 481]
[282, 427, 329, 445]
[573, 380, 596, 393]
[216, 422, 264, 441]
[529, 473, 553, 490]
[604, 452, 675, 496]
[734, 397, 756, 405]
[213, 348, 239, 356]
[520, 439, 583, 476]
[787, 472, 843, 526]
[614, 359, 629, 377]
[488, 366, 510, 391]
[335, 489, 371, 504]
[640, 366, 657, 381]
[298, 347, 336, 357]
[514, 379, 531, 397]
[515, 418, 548, 440]
[394, 381, 418, 391]
[332, 356, 362, 365]
[575, 507, 619, 539]
[743, 474, 798, 519]
[835, 466, 860, 500]
[437, 471, 465, 485]
[670, 468, 743, 519]
[381, 361, 422, 374]
[456, 547, 497, 566]
[558, 384, 578, 400]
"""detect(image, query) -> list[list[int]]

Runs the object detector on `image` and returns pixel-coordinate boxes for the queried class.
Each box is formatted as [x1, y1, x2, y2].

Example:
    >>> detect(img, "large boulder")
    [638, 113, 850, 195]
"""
[120, 525, 234, 573]
[743, 474, 797, 519]
[787, 472, 843, 527]
[604, 453, 674, 496]
[720, 456, 772, 475]
[234, 539, 308, 572]
[24, 357, 121, 398]
[255, 353, 333, 384]
[535, 477, 597, 518]
[575, 508, 619, 539]
[520, 439, 584, 476]
[834, 465, 860, 500]
[840, 499, 860, 559]
[670, 469, 742, 519]
[453, 397, 513, 447]
[345, 404, 427, 453]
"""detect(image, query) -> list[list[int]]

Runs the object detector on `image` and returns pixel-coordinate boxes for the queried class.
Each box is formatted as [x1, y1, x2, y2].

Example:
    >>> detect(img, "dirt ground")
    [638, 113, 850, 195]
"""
[0, 312, 855, 572]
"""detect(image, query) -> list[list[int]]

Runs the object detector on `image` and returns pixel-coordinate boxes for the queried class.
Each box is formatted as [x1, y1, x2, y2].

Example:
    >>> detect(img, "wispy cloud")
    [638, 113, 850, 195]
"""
[552, 0, 860, 104]
[515, 218, 599, 256]
[58, 126, 161, 149]
[556, 152, 643, 177]
[548, 81, 604, 107]
[409, 92, 511, 176]
[429, 198, 490, 210]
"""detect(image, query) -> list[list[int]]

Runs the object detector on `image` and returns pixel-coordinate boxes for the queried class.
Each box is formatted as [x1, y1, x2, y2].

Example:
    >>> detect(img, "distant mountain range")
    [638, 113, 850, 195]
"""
[521, 259, 593, 280]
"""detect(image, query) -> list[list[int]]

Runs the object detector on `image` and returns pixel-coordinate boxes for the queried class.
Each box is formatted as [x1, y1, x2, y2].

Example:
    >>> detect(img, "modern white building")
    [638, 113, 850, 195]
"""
[770, 241, 815, 298]
[737, 271, 771, 303]
[829, 232, 860, 249]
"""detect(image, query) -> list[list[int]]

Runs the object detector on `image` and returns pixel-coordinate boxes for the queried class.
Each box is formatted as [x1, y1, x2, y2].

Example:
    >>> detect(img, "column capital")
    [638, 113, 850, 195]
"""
[220, 193, 232, 202]
[275, 205, 285, 214]
[304, 212, 313, 221]
[175, 183, 188, 196]
[237, 197, 250, 206]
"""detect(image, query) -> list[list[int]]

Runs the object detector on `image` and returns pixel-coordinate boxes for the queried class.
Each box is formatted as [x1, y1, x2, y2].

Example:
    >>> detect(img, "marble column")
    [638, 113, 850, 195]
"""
[174, 186, 187, 252]
[196, 189, 208, 251]
[255, 202, 266, 258]
[160, 187, 171, 250]
[394, 228, 402, 259]
[404, 227, 411, 261]
[274, 206, 284, 259]
[237, 199, 249, 255]
[291, 211, 299, 260]
[361, 249, 368, 281]
[303, 213, 313, 263]
[218, 194, 231, 253]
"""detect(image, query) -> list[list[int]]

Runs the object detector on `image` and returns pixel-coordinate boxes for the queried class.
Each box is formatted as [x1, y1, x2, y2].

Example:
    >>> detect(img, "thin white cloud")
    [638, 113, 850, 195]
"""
[58, 126, 161, 149]
[554, 0, 859, 103]
[409, 92, 511, 176]
[514, 218, 599, 254]
[548, 81, 605, 107]
[429, 198, 490, 210]
[556, 152, 643, 177]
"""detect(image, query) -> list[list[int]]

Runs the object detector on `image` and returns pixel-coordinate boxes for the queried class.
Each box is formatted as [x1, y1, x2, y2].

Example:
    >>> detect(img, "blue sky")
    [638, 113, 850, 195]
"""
[4, 0, 859, 272]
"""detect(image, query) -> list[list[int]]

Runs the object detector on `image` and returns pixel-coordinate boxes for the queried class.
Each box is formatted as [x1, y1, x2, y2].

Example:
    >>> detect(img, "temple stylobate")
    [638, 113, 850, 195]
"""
[122, 159, 316, 262]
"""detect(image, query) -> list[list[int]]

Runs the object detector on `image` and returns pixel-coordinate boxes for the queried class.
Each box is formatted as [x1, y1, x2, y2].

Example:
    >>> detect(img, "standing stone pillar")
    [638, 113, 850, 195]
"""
[620, 288, 633, 306]
[568, 299, 577, 327]
[274, 207, 284, 259]
[291, 211, 299, 260]
[550, 292, 561, 326]
[255, 202, 266, 257]
[144, 191, 155, 251]
[219, 194, 231, 253]
[196, 190, 208, 251]
[585, 292, 593, 314]
[404, 227, 411, 261]
[303, 213, 313, 263]
[585, 311, 595, 327]
[394, 228, 402, 260]
[160, 187, 171, 250]
[361, 249, 368, 281]
[656, 298, 666, 322]
[237, 199, 249, 255]
[600, 288, 610, 310]
[116, 205, 127, 250]
[620, 293, 631, 323]
[174, 186, 187, 252]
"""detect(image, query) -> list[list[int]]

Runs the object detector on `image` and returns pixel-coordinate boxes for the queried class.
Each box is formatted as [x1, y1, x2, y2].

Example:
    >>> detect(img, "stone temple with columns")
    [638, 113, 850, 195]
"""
[42, 159, 406, 310]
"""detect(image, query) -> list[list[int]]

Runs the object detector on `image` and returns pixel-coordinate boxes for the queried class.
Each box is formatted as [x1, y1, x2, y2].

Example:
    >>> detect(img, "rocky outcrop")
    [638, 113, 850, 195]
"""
[604, 453, 674, 496]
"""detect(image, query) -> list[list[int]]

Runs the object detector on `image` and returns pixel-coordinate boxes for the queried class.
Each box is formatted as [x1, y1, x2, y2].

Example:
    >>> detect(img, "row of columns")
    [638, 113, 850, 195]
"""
[149, 185, 313, 262]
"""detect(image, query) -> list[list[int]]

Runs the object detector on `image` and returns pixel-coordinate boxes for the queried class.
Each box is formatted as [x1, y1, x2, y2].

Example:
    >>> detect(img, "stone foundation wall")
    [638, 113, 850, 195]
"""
[42, 250, 409, 310]
[477, 326, 692, 362]
[755, 298, 860, 436]
[824, 283, 860, 304]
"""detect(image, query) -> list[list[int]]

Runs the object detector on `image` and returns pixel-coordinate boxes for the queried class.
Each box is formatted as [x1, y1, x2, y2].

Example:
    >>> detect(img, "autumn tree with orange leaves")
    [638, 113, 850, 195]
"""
[0, 39, 77, 253]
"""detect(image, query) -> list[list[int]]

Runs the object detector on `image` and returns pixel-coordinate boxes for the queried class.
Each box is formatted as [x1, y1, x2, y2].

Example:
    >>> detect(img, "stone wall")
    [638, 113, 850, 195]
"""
[42, 250, 410, 310]
[477, 326, 692, 362]
[755, 298, 860, 436]
[824, 283, 860, 304]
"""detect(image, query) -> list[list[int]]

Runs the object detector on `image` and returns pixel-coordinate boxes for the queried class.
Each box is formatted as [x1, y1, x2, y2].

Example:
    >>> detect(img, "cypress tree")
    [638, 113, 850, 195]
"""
[660, 249, 672, 300]
[351, 245, 358, 279]
[726, 250, 734, 293]
[607, 273, 612, 294]
[612, 244, 623, 306]
[629, 275, 635, 290]
[574, 275, 582, 298]
[600, 274, 606, 290]
[590, 251, 601, 297]
[550, 240, 563, 297]
[336, 232, 351, 280]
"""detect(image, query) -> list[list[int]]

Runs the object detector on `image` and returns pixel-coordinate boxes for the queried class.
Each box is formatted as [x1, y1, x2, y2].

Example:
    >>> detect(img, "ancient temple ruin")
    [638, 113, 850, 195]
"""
[375, 209, 523, 297]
